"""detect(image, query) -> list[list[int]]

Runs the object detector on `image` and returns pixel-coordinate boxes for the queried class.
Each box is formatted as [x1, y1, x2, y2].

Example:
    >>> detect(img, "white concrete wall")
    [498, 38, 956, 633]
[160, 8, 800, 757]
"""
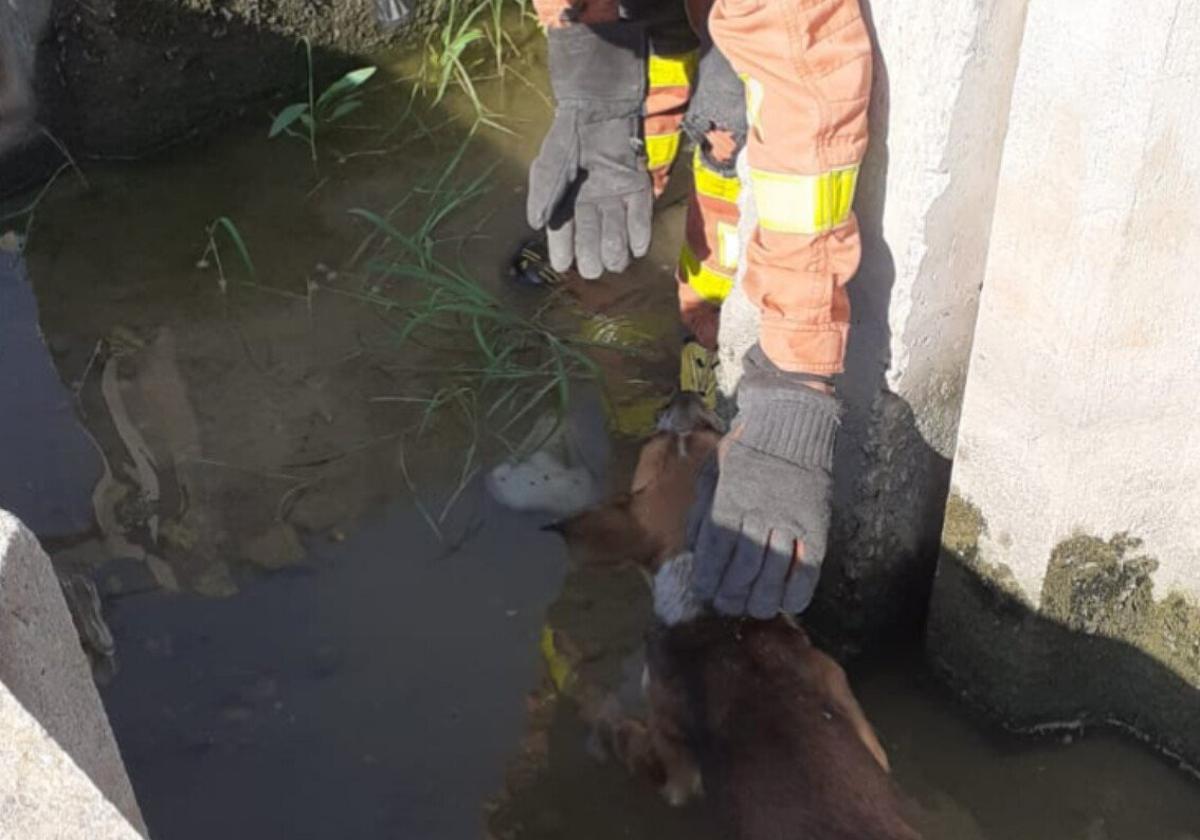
[945, 0, 1200, 603]
[716, 0, 1031, 637]
[0, 510, 148, 838]
[852, 0, 1029, 456]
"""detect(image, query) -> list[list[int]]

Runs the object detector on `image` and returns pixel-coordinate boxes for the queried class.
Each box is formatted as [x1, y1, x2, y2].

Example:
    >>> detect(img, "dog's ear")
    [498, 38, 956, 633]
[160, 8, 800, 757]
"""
[544, 493, 660, 568]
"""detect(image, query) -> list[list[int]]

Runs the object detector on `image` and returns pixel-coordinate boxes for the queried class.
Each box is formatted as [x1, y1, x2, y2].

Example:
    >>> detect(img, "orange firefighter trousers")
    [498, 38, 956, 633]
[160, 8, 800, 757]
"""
[536, 0, 872, 377]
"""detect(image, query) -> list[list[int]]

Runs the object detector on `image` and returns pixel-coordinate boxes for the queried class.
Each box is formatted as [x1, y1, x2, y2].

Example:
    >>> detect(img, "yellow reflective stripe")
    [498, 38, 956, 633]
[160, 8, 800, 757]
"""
[645, 131, 681, 170]
[749, 164, 860, 235]
[679, 244, 734, 304]
[648, 51, 698, 89]
[692, 148, 740, 203]
[539, 625, 574, 693]
[716, 221, 740, 270]
[742, 73, 765, 137]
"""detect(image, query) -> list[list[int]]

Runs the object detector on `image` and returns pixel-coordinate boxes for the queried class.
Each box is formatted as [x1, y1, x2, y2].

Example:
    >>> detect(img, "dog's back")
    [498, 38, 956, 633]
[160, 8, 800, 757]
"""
[647, 617, 920, 840]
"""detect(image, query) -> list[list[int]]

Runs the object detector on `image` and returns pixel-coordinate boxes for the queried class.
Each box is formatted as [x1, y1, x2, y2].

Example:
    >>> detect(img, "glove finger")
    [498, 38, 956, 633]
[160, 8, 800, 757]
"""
[547, 214, 576, 273]
[527, 112, 580, 229]
[746, 528, 796, 619]
[574, 201, 604, 279]
[782, 532, 825, 614]
[600, 199, 631, 273]
[713, 514, 769, 616]
[692, 512, 738, 600]
[624, 188, 653, 257]
[685, 454, 718, 549]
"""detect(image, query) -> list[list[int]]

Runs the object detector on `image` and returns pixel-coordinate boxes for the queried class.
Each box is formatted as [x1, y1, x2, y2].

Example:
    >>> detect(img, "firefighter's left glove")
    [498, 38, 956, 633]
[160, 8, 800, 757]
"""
[690, 345, 840, 618]
[526, 23, 653, 280]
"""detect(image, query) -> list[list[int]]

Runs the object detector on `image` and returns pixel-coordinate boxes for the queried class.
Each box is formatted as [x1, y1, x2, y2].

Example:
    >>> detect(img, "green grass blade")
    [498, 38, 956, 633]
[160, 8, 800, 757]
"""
[327, 99, 365, 122]
[316, 66, 378, 111]
[269, 103, 310, 138]
[211, 216, 256, 278]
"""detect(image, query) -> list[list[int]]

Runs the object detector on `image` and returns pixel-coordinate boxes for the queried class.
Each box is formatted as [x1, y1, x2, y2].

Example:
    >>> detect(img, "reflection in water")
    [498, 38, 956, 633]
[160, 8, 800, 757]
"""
[2, 35, 1198, 840]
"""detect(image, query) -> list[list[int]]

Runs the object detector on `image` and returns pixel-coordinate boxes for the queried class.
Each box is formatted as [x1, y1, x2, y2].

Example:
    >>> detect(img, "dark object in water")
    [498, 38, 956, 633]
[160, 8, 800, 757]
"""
[59, 572, 116, 659]
[508, 234, 567, 288]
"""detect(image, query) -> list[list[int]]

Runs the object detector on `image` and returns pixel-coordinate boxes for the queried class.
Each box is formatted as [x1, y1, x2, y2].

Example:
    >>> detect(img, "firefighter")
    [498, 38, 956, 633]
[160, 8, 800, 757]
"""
[525, 0, 872, 618]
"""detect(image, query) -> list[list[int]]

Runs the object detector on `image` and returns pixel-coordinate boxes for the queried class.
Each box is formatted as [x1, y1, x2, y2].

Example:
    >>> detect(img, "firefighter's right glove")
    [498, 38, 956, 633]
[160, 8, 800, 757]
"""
[689, 345, 840, 618]
[526, 23, 653, 280]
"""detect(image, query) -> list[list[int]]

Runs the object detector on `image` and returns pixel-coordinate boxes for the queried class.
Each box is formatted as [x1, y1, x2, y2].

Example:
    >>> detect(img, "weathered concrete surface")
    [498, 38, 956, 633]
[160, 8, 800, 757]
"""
[928, 0, 1200, 763]
[1, 509, 147, 837]
[716, 0, 1030, 644]
[1, 0, 433, 194]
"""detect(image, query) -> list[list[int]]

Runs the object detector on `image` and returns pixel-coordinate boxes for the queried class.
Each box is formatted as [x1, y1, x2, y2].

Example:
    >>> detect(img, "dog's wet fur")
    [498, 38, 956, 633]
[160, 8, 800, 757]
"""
[547, 392, 723, 570]
[551, 392, 921, 839]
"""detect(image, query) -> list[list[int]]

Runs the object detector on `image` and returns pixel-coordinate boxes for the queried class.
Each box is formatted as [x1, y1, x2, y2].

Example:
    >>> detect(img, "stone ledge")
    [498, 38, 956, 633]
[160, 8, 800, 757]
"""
[0, 509, 148, 838]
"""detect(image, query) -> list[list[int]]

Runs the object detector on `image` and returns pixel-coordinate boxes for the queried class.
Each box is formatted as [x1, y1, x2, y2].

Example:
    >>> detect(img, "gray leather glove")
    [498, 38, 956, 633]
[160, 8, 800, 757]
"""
[690, 345, 840, 618]
[526, 23, 653, 280]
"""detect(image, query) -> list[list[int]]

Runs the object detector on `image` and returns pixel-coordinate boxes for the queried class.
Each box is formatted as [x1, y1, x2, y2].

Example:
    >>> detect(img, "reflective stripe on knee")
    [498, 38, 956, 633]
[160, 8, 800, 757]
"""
[648, 51, 698, 89]
[679, 243, 734, 304]
[692, 147, 741, 203]
[646, 131, 682, 171]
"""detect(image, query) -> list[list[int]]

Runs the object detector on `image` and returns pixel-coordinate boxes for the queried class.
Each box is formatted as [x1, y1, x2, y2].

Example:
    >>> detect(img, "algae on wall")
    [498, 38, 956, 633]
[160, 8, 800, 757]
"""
[938, 490, 1023, 602]
[1042, 533, 1200, 690]
[928, 493, 1200, 767]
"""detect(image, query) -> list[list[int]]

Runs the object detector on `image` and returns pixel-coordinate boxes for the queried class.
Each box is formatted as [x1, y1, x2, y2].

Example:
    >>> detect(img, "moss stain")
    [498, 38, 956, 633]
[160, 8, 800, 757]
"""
[940, 490, 1023, 601]
[942, 492, 985, 557]
[1042, 532, 1200, 687]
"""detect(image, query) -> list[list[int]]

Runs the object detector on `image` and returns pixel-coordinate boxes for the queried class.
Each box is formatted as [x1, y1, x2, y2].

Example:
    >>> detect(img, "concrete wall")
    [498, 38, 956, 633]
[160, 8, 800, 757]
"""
[717, 0, 1030, 644]
[1, 510, 147, 838]
[927, 0, 1200, 763]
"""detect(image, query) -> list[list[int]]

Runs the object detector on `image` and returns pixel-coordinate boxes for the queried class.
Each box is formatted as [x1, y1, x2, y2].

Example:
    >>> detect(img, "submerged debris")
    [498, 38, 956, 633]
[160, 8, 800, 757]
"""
[487, 398, 608, 518]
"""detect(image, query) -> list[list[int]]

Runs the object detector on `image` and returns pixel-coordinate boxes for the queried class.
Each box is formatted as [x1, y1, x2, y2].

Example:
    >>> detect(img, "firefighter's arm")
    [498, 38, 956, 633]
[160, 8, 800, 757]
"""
[712, 0, 871, 375]
[691, 0, 871, 617]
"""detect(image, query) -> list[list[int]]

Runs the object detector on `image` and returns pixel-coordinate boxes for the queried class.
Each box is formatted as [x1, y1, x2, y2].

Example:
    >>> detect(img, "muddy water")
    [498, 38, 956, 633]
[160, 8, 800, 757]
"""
[3, 34, 1199, 840]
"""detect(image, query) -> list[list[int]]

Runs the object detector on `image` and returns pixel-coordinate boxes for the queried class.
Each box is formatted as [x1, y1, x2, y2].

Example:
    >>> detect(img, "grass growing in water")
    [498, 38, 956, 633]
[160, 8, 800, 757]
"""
[334, 139, 625, 532]
[198, 216, 256, 293]
[268, 37, 378, 170]
[409, 0, 534, 132]
[351, 150, 600, 451]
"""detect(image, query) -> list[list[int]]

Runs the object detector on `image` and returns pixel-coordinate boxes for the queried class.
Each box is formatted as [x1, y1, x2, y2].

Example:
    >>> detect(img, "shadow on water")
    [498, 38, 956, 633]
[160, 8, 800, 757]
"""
[102, 493, 570, 839]
[2, 6, 1200, 840]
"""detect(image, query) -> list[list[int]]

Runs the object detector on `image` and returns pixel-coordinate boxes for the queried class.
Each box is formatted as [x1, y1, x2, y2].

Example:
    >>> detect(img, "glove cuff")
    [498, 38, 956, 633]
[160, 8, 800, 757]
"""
[735, 344, 840, 469]
[548, 23, 646, 118]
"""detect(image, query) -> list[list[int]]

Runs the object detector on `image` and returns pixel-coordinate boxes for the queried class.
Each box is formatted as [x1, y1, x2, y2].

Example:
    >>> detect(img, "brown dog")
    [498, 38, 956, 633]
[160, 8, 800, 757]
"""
[553, 393, 921, 840]
[549, 391, 724, 570]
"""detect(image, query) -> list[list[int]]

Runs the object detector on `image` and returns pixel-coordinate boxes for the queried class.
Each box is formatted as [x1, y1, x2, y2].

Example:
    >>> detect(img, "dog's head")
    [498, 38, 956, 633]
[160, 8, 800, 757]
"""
[546, 392, 723, 572]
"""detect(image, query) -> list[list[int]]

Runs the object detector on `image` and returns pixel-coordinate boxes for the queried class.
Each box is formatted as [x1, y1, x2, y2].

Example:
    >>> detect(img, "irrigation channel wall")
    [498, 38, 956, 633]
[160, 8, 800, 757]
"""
[0, 510, 147, 838]
[3, 0, 1200, 777]
[714, 0, 1200, 767]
